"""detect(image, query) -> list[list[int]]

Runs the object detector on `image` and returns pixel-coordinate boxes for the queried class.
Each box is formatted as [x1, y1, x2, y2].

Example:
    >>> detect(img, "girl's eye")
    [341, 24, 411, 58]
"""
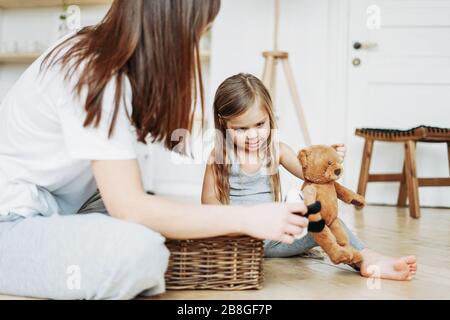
[256, 122, 265, 127]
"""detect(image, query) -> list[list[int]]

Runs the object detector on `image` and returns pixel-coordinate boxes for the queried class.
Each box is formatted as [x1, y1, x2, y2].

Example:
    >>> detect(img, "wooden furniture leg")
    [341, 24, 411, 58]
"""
[281, 58, 312, 146]
[357, 139, 374, 200]
[447, 142, 450, 174]
[262, 56, 276, 95]
[397, 162, 408, 207]
[262, 52, 312, 146]
[404, 141, 420, 218]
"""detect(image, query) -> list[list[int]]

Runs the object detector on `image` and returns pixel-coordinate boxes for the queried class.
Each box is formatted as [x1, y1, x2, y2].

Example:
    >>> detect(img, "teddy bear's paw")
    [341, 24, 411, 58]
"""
[351, 196, 365, 209]
[350, 250, 363, 264]
[329, 247, 354, 264]
[336, 238, 349, 247]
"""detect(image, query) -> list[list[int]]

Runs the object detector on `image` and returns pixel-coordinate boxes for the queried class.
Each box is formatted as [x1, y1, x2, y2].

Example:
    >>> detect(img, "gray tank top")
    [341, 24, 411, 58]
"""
[228, 157, 274, 206]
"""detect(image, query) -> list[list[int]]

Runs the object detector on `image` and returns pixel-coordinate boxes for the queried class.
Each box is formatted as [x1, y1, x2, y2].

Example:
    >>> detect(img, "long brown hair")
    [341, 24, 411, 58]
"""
[212, 73, 281, 204]
[41, 0, 220, 149]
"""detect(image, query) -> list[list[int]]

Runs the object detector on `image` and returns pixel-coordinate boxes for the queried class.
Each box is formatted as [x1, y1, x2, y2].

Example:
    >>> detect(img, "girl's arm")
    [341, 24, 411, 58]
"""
[279, 142, 304, 179]
[331, 144, 347, 162]
[92, 159, 308, 243]
[201, 152, 222, 205]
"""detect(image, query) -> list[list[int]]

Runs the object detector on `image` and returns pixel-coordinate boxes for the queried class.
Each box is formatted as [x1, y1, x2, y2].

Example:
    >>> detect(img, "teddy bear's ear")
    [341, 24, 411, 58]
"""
[298, 149, 308, 168]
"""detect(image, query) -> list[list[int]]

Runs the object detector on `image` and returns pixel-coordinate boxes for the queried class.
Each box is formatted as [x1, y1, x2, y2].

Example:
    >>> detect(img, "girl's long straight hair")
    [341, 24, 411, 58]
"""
[212, 73, 281, 204]
[41, 0, 220, 150]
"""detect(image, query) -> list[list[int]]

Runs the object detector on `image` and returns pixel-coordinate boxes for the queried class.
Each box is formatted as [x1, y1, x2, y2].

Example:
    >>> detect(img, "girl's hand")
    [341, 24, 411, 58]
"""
[332, 144, 346, 162]
[241, 203, 309, 244]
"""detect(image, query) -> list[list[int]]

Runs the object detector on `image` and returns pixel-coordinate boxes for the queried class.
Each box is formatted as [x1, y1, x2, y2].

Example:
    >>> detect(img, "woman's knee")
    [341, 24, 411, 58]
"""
[97, 222, 170, 299]
[119, 223, 169, 271]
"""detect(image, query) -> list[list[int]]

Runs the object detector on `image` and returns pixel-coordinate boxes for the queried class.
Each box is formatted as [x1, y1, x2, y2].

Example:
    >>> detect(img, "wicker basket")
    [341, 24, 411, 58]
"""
[165, 236, 264, 290]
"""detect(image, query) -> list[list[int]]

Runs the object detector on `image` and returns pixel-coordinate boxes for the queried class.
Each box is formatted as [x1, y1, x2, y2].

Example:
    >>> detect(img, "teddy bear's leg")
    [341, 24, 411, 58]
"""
[312, 227, 354, 264]
[350, 250, 363, 264]
[328, 219, 363, 264]
[328, 219, 349, 247]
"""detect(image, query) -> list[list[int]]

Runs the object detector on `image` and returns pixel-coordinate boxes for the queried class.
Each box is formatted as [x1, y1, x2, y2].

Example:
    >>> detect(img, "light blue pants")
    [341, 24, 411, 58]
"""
[0, 213, 169, 300]
[264, 219, 365, 258]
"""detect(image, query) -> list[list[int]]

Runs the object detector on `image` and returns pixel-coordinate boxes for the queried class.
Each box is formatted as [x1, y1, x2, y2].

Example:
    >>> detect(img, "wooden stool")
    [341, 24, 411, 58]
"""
[355, 126, 450, 219]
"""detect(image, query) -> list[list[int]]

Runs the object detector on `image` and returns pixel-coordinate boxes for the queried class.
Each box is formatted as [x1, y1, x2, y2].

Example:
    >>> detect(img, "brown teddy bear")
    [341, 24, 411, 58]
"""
[298, 145, 365, 265]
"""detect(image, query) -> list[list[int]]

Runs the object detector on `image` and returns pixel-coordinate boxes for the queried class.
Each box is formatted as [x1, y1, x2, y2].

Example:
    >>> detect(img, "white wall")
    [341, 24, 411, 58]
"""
[147, 0, 338, 196]
[1, 0, 448, 207]
[0, 5, 108, 97]
[209, 0, 340, 194]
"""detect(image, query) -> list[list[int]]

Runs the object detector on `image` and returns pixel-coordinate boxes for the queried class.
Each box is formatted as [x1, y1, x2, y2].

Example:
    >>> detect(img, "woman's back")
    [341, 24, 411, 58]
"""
[0, 33, 136, 218]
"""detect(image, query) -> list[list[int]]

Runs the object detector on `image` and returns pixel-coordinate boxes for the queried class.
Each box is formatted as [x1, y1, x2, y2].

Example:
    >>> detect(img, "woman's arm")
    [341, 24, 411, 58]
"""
[91, 159, 308, 243]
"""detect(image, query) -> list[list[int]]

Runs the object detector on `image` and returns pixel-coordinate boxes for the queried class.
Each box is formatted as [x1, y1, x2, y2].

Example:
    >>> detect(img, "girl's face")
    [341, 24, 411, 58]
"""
[226, 101, 271, 153]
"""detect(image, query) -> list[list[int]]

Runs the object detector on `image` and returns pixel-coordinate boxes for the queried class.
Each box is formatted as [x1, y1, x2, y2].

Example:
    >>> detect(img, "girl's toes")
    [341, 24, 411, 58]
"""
[402, 255, 416, 264]
[393, 259, 408, 272]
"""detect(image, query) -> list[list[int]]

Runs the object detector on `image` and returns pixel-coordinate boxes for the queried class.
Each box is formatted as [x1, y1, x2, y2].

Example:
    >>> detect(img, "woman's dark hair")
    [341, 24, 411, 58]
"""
[41, 0, 221, 149]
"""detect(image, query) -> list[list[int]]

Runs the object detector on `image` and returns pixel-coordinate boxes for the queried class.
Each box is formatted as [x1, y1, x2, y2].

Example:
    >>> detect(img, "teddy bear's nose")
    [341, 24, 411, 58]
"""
[334, 169, 341, 176]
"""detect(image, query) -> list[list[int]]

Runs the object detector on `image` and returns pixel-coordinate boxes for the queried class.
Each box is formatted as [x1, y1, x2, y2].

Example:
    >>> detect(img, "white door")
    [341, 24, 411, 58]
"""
[345, 0, 450, 207]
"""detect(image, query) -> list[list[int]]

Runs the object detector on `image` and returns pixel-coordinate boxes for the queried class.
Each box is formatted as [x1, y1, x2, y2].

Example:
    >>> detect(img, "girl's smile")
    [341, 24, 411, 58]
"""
[226, 101, 271, 153]
[247, 140, 261, 152]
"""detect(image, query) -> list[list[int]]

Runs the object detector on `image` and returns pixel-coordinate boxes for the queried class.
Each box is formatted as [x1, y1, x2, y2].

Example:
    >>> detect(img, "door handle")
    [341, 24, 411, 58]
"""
[353, 42, 378, 50]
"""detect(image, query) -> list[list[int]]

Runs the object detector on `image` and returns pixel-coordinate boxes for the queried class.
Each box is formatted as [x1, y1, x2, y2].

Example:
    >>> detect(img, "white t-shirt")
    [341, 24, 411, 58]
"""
[0, 34, 138, 218]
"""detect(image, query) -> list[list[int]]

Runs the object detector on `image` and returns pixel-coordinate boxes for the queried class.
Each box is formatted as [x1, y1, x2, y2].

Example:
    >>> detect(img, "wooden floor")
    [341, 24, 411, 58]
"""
[1, 205, 449, 300]
[150, 205, 450, 300]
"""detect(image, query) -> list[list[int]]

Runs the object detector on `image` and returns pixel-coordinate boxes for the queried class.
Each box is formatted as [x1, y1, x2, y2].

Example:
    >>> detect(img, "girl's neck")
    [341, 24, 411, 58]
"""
[235, 148, 266, 167]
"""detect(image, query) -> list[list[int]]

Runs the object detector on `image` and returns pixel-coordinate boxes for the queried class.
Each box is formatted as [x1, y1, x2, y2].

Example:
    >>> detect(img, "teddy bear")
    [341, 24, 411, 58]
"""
[297, 145, 365, 265]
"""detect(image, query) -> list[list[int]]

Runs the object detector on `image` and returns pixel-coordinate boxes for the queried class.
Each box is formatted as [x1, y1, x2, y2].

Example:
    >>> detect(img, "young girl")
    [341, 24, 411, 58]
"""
[202, 73, 417, 281]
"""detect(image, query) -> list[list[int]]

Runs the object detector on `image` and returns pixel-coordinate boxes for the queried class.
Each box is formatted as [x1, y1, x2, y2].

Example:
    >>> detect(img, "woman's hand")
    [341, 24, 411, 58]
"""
[241, 202, 309, 244]
[332, 144, 347, 162]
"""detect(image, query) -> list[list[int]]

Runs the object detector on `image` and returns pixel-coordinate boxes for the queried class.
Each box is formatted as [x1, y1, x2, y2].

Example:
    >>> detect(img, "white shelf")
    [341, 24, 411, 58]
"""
[0, 52, 41, 64]
[0, 0, 112, 8]
[0, 51, 211, 65]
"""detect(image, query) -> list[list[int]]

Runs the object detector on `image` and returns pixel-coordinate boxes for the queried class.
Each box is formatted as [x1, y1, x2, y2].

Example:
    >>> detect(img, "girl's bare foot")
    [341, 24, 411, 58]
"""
[358, 249, 417, 281]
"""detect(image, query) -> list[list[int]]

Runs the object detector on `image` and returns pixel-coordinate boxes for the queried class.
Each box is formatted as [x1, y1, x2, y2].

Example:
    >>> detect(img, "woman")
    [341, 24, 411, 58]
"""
[0, 0, 308, 300]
